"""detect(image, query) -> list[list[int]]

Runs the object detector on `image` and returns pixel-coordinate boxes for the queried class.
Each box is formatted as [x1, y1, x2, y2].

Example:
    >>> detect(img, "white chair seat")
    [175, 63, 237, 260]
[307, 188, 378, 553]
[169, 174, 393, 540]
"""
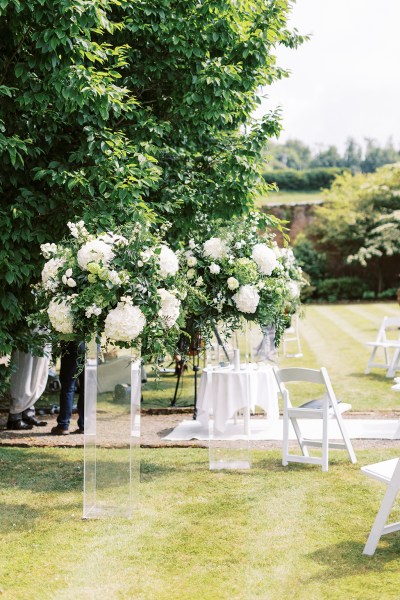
[361, 458, 399, 484]
[361, 457, 400, 555]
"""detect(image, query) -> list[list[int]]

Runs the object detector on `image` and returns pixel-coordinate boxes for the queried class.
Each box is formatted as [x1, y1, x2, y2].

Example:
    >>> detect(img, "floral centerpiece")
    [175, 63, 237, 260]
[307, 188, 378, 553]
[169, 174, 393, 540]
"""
[181, 212, 305, 345]
[32, 220, 184, 362]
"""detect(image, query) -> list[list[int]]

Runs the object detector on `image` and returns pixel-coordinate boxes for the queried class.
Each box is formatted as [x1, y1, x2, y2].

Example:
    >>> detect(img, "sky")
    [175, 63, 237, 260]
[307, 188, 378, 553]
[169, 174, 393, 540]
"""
[254, 0, 400, 153]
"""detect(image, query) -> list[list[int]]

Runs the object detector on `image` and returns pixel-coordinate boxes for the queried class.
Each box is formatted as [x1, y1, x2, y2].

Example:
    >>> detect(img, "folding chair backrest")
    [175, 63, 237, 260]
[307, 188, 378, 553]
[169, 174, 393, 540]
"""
[376, 317, 400, 342]
[274, 367, 340, 408]
[275, 367, 325, 386]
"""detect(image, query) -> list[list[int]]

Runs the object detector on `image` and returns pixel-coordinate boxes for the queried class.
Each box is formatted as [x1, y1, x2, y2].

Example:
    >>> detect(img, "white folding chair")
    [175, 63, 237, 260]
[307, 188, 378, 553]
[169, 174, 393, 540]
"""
[282, 314, 303, 358]
[365, 316, 400, 378]
[361, 458, 400, 555]
[274, 367, 357, 472]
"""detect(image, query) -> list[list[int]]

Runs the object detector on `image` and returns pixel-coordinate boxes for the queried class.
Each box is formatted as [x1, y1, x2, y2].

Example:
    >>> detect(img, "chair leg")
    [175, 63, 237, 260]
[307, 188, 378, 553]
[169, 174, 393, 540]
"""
[336, 415, 357, 464]
[387, 347, 400, 378]
[282, 411, 289, 466]
[365, 347, 377, 374]
[322, 415, 329, 472]
[363, 482, 400, 556]
[290, 417, 310, 457]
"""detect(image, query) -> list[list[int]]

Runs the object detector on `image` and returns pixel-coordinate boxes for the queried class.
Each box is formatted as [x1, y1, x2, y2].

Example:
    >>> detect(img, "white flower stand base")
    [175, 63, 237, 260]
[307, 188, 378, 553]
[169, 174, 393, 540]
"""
[83, 339, 141, 518]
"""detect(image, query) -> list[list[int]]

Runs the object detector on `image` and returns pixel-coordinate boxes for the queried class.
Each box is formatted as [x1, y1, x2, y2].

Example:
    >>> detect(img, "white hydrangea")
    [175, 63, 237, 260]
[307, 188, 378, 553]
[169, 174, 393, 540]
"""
[42, 258, 66, 284]
[232, 285, 260, 314]
[47, 298, 74, 334]
[104, 302, 146, 343]
[227, 277, 239, 290]
[203, 237, 229, 260]
[287, 280, 300, 299]
[251, 244, 278, 276]
[157, 288, 181, 329]
[158, 245, 179, 278]
[209, 263, 220, 274]
[188, 239, 196, 249]
[40, 243, 58, 259]
[77, 239, 115, 270]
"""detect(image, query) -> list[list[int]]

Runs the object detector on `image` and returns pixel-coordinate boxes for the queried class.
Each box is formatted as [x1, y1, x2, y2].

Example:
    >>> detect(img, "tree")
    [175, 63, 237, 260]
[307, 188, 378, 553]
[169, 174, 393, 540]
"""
[343, 137, 362, 173]
[0, 0, 304, 359]
[361, 138, 400, 173]
[310, 145, 343, 168]
[266, 138, 312, 170]
[308, 164, 400, 292]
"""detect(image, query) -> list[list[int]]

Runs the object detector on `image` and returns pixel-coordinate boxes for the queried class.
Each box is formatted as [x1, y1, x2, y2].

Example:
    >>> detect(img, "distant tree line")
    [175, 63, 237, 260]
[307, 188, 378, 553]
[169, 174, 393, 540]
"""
[264, 137, 400, 174]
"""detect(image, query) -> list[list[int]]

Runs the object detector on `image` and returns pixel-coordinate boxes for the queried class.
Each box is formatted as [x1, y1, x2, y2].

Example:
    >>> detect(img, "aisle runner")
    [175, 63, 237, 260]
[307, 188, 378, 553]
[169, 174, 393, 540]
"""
[163, 418, 400, 441]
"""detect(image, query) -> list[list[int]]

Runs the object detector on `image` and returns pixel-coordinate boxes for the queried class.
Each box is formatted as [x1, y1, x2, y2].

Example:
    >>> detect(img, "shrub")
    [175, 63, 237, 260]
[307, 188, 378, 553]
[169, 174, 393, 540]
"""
[315, 277, 369, 302]
[377, 288, 398, 299]
[263, 167, 347, 191]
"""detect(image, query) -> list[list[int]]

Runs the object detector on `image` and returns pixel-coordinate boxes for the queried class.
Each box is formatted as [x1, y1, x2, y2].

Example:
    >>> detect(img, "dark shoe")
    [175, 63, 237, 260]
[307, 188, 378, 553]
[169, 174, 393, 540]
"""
[6, 419, 33, 431]
[23, 416, 48, 427]
[72, 428, 84, 434]
[50, 425, 69, 435]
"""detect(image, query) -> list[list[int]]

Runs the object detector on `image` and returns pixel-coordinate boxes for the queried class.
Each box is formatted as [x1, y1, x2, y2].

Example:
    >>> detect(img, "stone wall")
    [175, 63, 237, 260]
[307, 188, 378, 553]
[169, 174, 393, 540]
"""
[261, 201, 323, 243]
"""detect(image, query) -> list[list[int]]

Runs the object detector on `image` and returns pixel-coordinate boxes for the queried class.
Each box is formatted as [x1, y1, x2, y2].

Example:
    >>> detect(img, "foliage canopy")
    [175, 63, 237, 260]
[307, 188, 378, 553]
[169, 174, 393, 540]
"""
[0, 0, 304, 357]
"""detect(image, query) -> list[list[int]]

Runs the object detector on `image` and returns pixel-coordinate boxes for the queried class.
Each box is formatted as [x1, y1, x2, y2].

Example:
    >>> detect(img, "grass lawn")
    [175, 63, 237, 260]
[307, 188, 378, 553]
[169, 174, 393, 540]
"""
[1, 446, 400, 599]
[256, 190, 322, 207]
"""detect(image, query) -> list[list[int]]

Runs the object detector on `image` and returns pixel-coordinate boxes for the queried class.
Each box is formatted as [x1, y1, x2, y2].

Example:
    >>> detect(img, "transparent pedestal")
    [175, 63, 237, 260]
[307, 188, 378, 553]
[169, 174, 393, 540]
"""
[83, 338, 141, 519]
[208, 369, 251, 471]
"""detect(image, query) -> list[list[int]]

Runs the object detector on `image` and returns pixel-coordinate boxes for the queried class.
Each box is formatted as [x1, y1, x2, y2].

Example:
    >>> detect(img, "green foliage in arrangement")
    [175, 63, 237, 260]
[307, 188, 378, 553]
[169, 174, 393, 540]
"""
[263, 167, 347, 191]
[295, 163, 400, 297]
[0, 0, 305, 358]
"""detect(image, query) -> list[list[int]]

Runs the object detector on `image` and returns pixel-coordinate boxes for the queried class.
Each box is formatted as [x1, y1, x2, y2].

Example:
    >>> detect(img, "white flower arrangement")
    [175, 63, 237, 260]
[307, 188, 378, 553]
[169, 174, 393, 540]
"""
[182, 212, 304, 345]
[33, 222, 184, 361]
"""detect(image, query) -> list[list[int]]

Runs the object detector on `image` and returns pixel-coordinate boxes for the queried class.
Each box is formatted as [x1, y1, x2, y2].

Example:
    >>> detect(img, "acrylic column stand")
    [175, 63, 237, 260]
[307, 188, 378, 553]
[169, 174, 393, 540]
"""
[83, 338, 141, 519]
[208, 348, 251, 470]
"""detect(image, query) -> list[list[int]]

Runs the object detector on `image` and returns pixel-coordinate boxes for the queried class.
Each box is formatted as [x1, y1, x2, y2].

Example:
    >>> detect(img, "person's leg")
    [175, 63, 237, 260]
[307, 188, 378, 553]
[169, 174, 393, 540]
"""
[75, 343, 85, 432]
[52, 342, 79, 434]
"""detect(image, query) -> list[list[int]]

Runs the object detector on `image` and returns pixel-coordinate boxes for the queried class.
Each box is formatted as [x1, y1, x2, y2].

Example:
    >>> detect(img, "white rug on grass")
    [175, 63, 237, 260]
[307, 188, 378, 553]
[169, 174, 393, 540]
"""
[163, 418, 400, 441]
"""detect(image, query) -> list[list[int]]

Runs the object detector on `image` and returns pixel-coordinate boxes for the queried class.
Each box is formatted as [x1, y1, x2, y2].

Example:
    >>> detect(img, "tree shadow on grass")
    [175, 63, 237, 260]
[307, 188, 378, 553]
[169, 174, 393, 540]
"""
[349, 371, 393, 384]
[307, 538, 400, 580]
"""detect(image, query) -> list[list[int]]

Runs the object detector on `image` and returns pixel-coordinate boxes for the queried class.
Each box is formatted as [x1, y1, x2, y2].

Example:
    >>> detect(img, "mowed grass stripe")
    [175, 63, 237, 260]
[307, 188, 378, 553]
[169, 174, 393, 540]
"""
[294, 305, 398, 409]
[345, 302, 399, 325]
[312, 305, 374, 346]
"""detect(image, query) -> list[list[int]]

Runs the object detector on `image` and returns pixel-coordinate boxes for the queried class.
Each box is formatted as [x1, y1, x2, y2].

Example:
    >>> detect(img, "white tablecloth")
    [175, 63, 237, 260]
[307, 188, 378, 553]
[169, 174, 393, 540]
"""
[197, 364, 279, 433]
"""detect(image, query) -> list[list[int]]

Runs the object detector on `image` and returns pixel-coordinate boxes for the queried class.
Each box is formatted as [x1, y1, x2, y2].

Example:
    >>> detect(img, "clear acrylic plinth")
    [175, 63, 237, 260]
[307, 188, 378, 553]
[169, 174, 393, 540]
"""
[83, 339, 140, 519]
[208, 409, 251, 471]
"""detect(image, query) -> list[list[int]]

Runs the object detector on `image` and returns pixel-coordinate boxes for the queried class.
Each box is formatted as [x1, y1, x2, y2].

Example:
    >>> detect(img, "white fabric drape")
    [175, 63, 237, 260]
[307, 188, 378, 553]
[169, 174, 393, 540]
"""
[9, 350, 50, 414]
